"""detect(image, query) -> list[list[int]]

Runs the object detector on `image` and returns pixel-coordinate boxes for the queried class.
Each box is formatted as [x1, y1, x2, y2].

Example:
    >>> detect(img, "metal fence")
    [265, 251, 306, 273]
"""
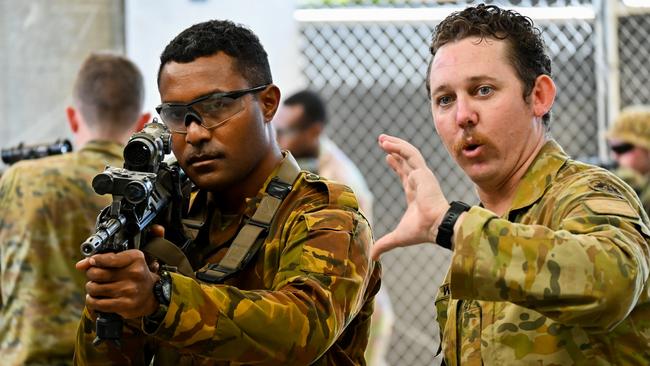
[296, 1, 650, 365]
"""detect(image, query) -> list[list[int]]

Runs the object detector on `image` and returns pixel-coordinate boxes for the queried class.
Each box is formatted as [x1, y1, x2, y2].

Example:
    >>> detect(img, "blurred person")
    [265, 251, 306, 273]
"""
[274, 90, 394, 366]
[372, 4, 650, 365]
[74, 20, 380, 365]
[0, 53, 149, 365]
[606, 106, 650, 215]
[274, 91, 374, 227]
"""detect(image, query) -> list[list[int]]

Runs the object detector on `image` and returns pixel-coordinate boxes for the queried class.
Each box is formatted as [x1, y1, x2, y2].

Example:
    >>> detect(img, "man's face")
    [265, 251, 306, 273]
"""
[428, 37, 546, 188]
[158, 52, 271, 192]
[610, 140, 650, 175]
[273, 104, 319, 158]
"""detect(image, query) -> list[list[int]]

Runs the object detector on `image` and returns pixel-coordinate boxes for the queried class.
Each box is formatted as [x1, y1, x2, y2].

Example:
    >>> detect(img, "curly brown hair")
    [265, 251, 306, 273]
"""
[426, 4, 552, 125]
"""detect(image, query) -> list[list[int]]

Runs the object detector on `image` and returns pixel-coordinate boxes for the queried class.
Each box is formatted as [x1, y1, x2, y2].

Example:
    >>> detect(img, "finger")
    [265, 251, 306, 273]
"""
[86, 266, 120, 283]
[76, 258, 92, 271]
[85, 294, 128, 315]
[378, 133, 408, 146]
[85, 280, 129, 299]
[381, 137, 428, 170]
[90, 249, 145, 269]
[386, 154, 408, 186]
[148, 260, 160, 273]
[149, 224, 165, 238]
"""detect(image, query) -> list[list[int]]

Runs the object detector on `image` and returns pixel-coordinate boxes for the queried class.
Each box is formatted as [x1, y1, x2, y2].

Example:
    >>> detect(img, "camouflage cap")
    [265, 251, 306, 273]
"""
[607, 106, 650, 150]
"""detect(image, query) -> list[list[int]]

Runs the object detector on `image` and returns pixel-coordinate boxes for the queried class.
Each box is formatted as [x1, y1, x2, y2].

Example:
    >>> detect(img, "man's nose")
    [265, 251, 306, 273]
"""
[455, 96, 478, 128]
[184, 115, 211, 145]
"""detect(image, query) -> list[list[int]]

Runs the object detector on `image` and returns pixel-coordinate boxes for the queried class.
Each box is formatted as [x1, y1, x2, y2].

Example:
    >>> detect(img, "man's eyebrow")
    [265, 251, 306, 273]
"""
[162, 88, 227, 105]
[467, 75, 499, 84]
[430, 75, 500, 96]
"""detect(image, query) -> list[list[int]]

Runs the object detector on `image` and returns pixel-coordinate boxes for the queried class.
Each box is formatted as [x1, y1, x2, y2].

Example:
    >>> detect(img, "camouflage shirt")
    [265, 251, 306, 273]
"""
[0, 140, 123, 366]
[613, 167, 650, 218]
[436, 140, 650, 365]
[75, 153, 381, 365]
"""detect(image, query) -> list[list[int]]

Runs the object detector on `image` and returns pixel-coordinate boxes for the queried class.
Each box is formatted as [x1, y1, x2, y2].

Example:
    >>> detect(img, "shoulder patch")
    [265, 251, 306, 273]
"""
[588, 181, 624, 198]
[584, 198, 638, 218]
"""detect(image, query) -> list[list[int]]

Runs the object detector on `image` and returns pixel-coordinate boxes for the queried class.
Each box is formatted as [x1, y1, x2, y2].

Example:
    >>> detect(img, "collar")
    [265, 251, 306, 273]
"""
[508, 139, 568, 212]
[79, 140, 123, 160]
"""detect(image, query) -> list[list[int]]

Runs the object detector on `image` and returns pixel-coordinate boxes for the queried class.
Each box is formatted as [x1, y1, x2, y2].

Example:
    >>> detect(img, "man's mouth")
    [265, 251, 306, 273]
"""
[457, 138, 486, 158]
[463, 143, 481, 152]
[186, 152, 224, 166]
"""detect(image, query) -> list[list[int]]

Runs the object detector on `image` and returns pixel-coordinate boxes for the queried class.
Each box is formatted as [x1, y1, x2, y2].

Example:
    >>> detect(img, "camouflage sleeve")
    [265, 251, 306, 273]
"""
[141, 205, 373, 364]
[451, 187, 650, 331]
[0, 167, 17, 306]
[74, 308, 157, 366]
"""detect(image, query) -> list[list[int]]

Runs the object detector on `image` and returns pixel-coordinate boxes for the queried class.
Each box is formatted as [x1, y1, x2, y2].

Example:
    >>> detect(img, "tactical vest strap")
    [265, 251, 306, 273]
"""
[196, 154, 302, 283]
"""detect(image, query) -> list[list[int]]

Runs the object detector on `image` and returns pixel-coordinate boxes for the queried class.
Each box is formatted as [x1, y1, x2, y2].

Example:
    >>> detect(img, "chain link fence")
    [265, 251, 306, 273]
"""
[618, 5, 650, 108]
[297, 1, 649, 365]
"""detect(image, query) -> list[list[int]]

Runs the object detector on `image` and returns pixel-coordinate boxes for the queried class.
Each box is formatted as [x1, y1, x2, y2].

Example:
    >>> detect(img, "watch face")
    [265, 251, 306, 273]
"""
[162, 279, 172, 302]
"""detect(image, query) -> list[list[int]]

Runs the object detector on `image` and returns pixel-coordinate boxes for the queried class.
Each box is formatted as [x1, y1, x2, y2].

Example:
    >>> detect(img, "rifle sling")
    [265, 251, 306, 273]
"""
[141, 237, 196, 279]
[195, 154, 301, 283]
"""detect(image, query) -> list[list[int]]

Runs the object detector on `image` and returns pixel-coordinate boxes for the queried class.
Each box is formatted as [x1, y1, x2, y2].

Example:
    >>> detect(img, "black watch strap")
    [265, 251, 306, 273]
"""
[435, 201, 470, 250]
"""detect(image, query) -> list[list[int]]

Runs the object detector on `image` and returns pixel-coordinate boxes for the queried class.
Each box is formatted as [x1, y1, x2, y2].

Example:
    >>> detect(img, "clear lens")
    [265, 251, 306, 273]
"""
[195, 96, 243, 125]
[158, 97, 244, 133]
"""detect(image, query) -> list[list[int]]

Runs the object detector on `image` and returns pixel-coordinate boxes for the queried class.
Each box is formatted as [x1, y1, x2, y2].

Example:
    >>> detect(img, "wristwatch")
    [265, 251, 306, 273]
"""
[153, 271, 172, 306]
[145, 271, 172, 330]
[435, 201, 471, 250]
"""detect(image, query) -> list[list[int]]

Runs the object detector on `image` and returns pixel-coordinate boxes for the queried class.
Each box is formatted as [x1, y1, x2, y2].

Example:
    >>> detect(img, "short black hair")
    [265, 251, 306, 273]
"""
[73, 52, 144, 131]
[427, 4, 552, 126]
[158, 20, 272, 88]
[283, 90, 328, 127]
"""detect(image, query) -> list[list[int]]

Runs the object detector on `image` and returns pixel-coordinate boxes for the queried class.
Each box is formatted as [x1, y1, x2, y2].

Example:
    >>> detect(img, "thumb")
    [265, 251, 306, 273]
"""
[149, 224, 165, 238]
[371, 231, 401, 261]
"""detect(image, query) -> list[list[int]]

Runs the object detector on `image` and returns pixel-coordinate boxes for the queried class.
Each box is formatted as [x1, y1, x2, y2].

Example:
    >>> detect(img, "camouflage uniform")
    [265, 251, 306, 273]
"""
[0, 140, 123, 366]
[75, 153, 381, 365]
[436, 140, 650, 365]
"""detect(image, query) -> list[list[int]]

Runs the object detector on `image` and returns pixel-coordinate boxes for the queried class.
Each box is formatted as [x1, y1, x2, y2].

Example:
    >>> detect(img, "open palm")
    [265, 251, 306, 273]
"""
[372, 134, 449, 260]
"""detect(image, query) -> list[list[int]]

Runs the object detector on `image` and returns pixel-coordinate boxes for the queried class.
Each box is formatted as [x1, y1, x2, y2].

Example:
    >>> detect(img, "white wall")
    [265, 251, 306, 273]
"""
[125, 0, 304, 116]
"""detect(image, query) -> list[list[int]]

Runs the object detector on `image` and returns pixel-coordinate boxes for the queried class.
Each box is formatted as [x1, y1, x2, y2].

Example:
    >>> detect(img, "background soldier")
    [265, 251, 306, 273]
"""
[0, 53, 148, 365]
[606, 105, 650, 216]
[274, 89, 394, 366]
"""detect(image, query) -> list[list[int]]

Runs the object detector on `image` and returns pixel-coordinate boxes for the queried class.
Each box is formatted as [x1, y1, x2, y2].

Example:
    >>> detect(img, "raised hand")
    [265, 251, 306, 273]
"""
[372, 134, 450, 260]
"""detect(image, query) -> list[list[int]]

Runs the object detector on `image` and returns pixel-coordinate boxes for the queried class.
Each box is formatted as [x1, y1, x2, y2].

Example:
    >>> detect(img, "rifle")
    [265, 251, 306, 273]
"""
[1, 139, 73, 165]
[80, 118, 191, 347]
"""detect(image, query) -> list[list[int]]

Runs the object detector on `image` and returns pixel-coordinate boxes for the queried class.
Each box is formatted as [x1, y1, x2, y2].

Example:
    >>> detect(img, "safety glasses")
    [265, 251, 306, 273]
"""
[156, 84, 268, 134]
[610, 142, 635, 155]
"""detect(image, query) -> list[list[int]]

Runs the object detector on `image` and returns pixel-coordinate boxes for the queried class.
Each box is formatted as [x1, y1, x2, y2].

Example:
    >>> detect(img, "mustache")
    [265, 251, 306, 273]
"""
[452, 131, 490, 155]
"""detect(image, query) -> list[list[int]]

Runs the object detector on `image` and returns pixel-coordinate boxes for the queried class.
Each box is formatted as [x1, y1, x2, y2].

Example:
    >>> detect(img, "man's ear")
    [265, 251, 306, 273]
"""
[134, 112, 151, 132]
[66, 106, 80, 133]
[531, 74, 556, 119]
[259, 85, 281, 122]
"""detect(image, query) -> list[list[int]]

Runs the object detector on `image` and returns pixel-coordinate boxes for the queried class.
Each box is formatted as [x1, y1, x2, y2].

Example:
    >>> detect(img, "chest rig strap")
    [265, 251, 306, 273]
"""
[195, 154, 302, 283]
